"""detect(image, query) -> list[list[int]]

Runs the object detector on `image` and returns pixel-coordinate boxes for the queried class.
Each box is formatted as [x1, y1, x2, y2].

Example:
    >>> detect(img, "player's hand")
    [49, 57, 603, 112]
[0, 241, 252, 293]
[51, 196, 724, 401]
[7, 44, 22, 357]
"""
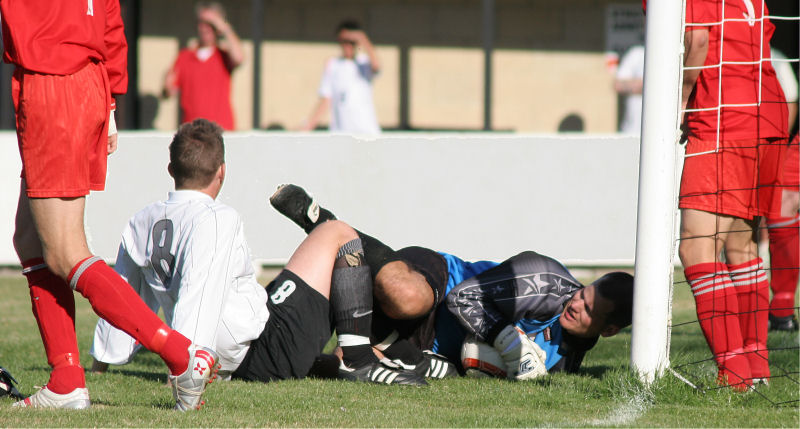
[107, 109, 118, 154]
[493, 325, 547, 381]
[107, 133, 118, 155]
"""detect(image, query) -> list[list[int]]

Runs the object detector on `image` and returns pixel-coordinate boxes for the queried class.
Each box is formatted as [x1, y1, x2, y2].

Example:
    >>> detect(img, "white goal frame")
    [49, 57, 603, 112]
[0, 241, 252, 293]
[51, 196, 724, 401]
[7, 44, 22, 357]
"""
[630, 0, 686, 383]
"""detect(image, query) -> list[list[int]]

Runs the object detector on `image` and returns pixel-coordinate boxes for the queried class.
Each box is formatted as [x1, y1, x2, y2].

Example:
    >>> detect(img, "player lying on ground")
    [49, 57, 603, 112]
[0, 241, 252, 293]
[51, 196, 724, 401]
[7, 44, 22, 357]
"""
[90, 120, 425, 387]
[270, 184, 635, 380]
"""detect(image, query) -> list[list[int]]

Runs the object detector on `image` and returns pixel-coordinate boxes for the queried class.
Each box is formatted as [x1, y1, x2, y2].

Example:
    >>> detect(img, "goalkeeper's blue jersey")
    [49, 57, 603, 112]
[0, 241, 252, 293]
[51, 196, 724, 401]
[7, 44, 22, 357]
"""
[431, 252, 574, 372]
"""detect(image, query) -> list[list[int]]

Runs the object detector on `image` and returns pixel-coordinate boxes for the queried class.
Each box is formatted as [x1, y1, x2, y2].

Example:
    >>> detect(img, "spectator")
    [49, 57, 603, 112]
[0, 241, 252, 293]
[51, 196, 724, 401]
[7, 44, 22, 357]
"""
[301, 20, 381, 134]
[163, 2, 243, 131]
[615, 44, 645, 135]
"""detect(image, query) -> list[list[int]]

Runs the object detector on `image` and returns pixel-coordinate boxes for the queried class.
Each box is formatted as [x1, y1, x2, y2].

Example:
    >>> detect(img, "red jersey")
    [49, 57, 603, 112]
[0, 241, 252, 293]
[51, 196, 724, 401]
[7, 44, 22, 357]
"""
[0, 0, 128, 97]
[684, 0, 788, 140]
[174, 47, 235, 130]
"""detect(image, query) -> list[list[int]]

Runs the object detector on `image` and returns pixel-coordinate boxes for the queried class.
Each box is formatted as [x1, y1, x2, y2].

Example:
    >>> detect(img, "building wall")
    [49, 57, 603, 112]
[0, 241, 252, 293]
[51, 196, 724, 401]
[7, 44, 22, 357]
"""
[140, 0, 642, 132]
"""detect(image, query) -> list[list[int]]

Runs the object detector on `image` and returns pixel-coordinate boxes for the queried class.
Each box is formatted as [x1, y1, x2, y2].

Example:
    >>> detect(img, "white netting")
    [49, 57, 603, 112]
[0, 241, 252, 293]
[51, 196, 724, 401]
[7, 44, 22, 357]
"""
[670, 0, 798, 404]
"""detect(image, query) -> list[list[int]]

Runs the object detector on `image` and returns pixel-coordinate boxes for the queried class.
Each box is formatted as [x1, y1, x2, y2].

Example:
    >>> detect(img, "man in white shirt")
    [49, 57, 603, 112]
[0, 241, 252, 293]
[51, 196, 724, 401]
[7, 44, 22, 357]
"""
[301, 20, 381, 134]
[614, 44, 645, 135]
[90, 119, 423, 386]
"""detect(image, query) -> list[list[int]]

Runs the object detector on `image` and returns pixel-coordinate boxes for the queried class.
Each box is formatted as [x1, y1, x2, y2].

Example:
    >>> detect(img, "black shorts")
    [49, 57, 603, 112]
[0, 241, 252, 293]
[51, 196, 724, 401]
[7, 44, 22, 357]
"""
[232, 269, 332, 382]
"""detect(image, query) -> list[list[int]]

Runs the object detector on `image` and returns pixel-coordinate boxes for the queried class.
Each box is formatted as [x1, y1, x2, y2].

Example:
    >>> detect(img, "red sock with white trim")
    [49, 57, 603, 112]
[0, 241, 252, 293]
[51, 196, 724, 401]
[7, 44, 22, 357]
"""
[767, 216, 799, 318]
[67, 256, 190, 375]
[22, 258, 85, 394]
[729, 258, 770, 379]
[685, 262, 752, 389]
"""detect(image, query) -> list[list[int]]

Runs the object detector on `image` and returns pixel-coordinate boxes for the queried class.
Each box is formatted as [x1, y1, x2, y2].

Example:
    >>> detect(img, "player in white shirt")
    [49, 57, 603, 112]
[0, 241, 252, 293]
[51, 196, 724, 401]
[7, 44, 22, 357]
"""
[301, 20, 381, 134]
[90, 119, 424, 386]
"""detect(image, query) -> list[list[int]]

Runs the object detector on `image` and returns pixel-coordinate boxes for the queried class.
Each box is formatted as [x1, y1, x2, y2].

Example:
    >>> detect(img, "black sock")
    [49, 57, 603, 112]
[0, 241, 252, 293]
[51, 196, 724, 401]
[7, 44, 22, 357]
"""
[330, 239, 375, 367]
[382, 339, 425, 365]
[303, 207, 337, 234]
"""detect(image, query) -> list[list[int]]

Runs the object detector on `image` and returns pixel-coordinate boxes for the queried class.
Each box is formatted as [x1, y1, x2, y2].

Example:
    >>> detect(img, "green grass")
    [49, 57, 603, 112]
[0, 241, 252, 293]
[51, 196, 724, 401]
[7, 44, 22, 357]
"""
[0, 273, 797, 427]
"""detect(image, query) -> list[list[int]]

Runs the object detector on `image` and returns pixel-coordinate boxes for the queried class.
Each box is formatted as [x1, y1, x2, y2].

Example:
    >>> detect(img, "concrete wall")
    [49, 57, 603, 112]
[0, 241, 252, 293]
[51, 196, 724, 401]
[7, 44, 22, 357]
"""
[138, 0, 638, 132]
[0, 131, 641, 267]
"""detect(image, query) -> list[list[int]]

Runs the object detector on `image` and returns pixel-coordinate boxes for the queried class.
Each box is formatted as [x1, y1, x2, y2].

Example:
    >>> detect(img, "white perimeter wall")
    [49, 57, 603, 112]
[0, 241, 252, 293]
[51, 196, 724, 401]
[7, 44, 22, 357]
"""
[0, 132, 640, 267]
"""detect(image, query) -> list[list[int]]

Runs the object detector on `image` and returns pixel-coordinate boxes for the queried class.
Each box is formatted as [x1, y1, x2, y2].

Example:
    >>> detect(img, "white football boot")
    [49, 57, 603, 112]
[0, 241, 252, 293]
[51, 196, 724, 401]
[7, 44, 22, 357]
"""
[169, 345, 220, 411]
[12, 386, 90, 410]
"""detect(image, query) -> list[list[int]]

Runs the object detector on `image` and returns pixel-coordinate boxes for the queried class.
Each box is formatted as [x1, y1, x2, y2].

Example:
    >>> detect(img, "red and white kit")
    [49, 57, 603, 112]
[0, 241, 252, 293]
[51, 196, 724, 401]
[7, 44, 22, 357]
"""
[1, 0, 127, 197]
[680, 0, 789, 219]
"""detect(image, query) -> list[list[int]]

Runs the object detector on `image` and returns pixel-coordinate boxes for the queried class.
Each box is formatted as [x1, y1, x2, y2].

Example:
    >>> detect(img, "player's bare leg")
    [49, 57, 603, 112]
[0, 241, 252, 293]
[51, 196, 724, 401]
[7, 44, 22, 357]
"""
[679, 209, 752, 390]
[14, 184, 217, 410]
[721, 216, 769, 382]
[12, 186, 90, 408]
[285, 221, 425, 385]
[270, 184, 435, 319]
[284, 220, 356, 298]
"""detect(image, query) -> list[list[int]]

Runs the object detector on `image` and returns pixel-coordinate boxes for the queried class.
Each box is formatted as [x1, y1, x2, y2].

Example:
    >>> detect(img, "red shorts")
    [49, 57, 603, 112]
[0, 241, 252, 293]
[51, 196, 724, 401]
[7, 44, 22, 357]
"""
[679, 137, 787, 219]
[13, 61, 111, 198]
[777, 136, 799, 189]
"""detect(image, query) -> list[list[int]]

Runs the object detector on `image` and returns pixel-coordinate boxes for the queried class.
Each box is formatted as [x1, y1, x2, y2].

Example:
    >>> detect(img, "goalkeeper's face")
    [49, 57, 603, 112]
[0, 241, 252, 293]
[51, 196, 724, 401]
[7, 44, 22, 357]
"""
[559, 285, 617, 338]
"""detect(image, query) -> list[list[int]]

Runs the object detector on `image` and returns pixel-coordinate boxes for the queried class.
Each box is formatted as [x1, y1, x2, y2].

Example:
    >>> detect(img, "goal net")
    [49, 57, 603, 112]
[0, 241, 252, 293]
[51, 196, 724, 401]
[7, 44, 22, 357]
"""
[631, 0, 798, 405]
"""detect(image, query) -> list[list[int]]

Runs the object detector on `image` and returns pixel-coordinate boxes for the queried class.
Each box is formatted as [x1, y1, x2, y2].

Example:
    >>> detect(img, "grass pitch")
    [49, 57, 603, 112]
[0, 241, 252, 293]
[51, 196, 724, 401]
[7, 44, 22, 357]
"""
[0, 273, 797, 427]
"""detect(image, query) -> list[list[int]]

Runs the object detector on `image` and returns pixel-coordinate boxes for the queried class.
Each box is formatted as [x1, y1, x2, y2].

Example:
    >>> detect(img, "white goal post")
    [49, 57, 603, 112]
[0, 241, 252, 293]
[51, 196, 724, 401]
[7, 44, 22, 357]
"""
[630, 0, 686, 383]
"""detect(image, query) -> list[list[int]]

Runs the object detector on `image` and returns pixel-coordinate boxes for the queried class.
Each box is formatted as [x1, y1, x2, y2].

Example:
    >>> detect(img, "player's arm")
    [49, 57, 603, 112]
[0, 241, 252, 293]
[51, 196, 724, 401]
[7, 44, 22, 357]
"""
[90, 244, 159, 371]
[103, 0, 128, 155]
[103, 0, 128, 97]
[170, 213, 238, 350]
[681, 27, 709, 111]
[446, 254, 549, 380]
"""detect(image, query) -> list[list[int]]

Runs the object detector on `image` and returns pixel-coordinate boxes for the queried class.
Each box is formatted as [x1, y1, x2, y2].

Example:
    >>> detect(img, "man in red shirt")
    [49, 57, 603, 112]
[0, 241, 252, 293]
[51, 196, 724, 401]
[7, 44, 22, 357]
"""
[678, 0, 789, 391]
[2, 0, 218, 410]
[163, 2, 244, 131]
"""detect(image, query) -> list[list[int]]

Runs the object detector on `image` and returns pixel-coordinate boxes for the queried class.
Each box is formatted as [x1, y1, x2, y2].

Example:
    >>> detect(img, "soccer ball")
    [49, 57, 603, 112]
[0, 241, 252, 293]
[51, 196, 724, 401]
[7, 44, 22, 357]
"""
[461, 335, 507, 378]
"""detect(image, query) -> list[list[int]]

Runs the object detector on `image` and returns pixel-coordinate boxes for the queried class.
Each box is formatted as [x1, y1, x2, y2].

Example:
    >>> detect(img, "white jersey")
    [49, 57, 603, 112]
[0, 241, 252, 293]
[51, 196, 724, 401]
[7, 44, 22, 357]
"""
[771, 49, 798, 103]
[90, 190, 269, 376]
[318, 53, 381, 134]
[616, 45, 645, 135]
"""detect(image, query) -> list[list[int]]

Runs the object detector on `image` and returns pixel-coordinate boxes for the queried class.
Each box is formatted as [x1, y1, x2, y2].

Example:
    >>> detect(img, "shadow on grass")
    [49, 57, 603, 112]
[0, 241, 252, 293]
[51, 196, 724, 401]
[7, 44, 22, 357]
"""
[579, 364, 615, 379]
[102, 368, 168, 384]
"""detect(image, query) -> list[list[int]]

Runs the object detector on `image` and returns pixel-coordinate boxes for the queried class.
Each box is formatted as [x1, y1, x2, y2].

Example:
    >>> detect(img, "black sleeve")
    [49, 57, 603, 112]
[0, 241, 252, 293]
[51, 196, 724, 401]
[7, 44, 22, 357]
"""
[446, 251, 582, 344]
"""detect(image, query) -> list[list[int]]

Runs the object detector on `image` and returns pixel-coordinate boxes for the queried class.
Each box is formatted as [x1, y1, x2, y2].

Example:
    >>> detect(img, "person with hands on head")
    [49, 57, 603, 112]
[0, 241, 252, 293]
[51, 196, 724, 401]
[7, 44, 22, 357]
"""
[163, 1, 243, 130]
[301, 19, 381, 134]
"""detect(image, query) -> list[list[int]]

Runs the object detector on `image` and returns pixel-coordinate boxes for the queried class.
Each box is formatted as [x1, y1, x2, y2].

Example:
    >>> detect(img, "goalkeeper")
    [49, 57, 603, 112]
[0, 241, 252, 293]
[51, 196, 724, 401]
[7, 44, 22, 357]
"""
[270, 184, 635, 380]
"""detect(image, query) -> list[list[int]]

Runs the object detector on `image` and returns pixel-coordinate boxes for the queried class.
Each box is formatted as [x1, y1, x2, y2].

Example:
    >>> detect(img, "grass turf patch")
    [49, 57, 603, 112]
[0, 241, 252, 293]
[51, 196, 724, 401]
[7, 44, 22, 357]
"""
[0, 273, 797, 427]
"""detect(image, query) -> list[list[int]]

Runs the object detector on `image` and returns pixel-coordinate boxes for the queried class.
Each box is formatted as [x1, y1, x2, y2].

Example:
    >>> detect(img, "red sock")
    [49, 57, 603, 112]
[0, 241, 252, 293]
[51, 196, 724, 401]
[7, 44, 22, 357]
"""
[767, 215, 799, 318]
[68, 256, 191, 375]
[22, 258, 86, 394]
[685, 263, 752, 388]
[728, 259, 770, 379]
